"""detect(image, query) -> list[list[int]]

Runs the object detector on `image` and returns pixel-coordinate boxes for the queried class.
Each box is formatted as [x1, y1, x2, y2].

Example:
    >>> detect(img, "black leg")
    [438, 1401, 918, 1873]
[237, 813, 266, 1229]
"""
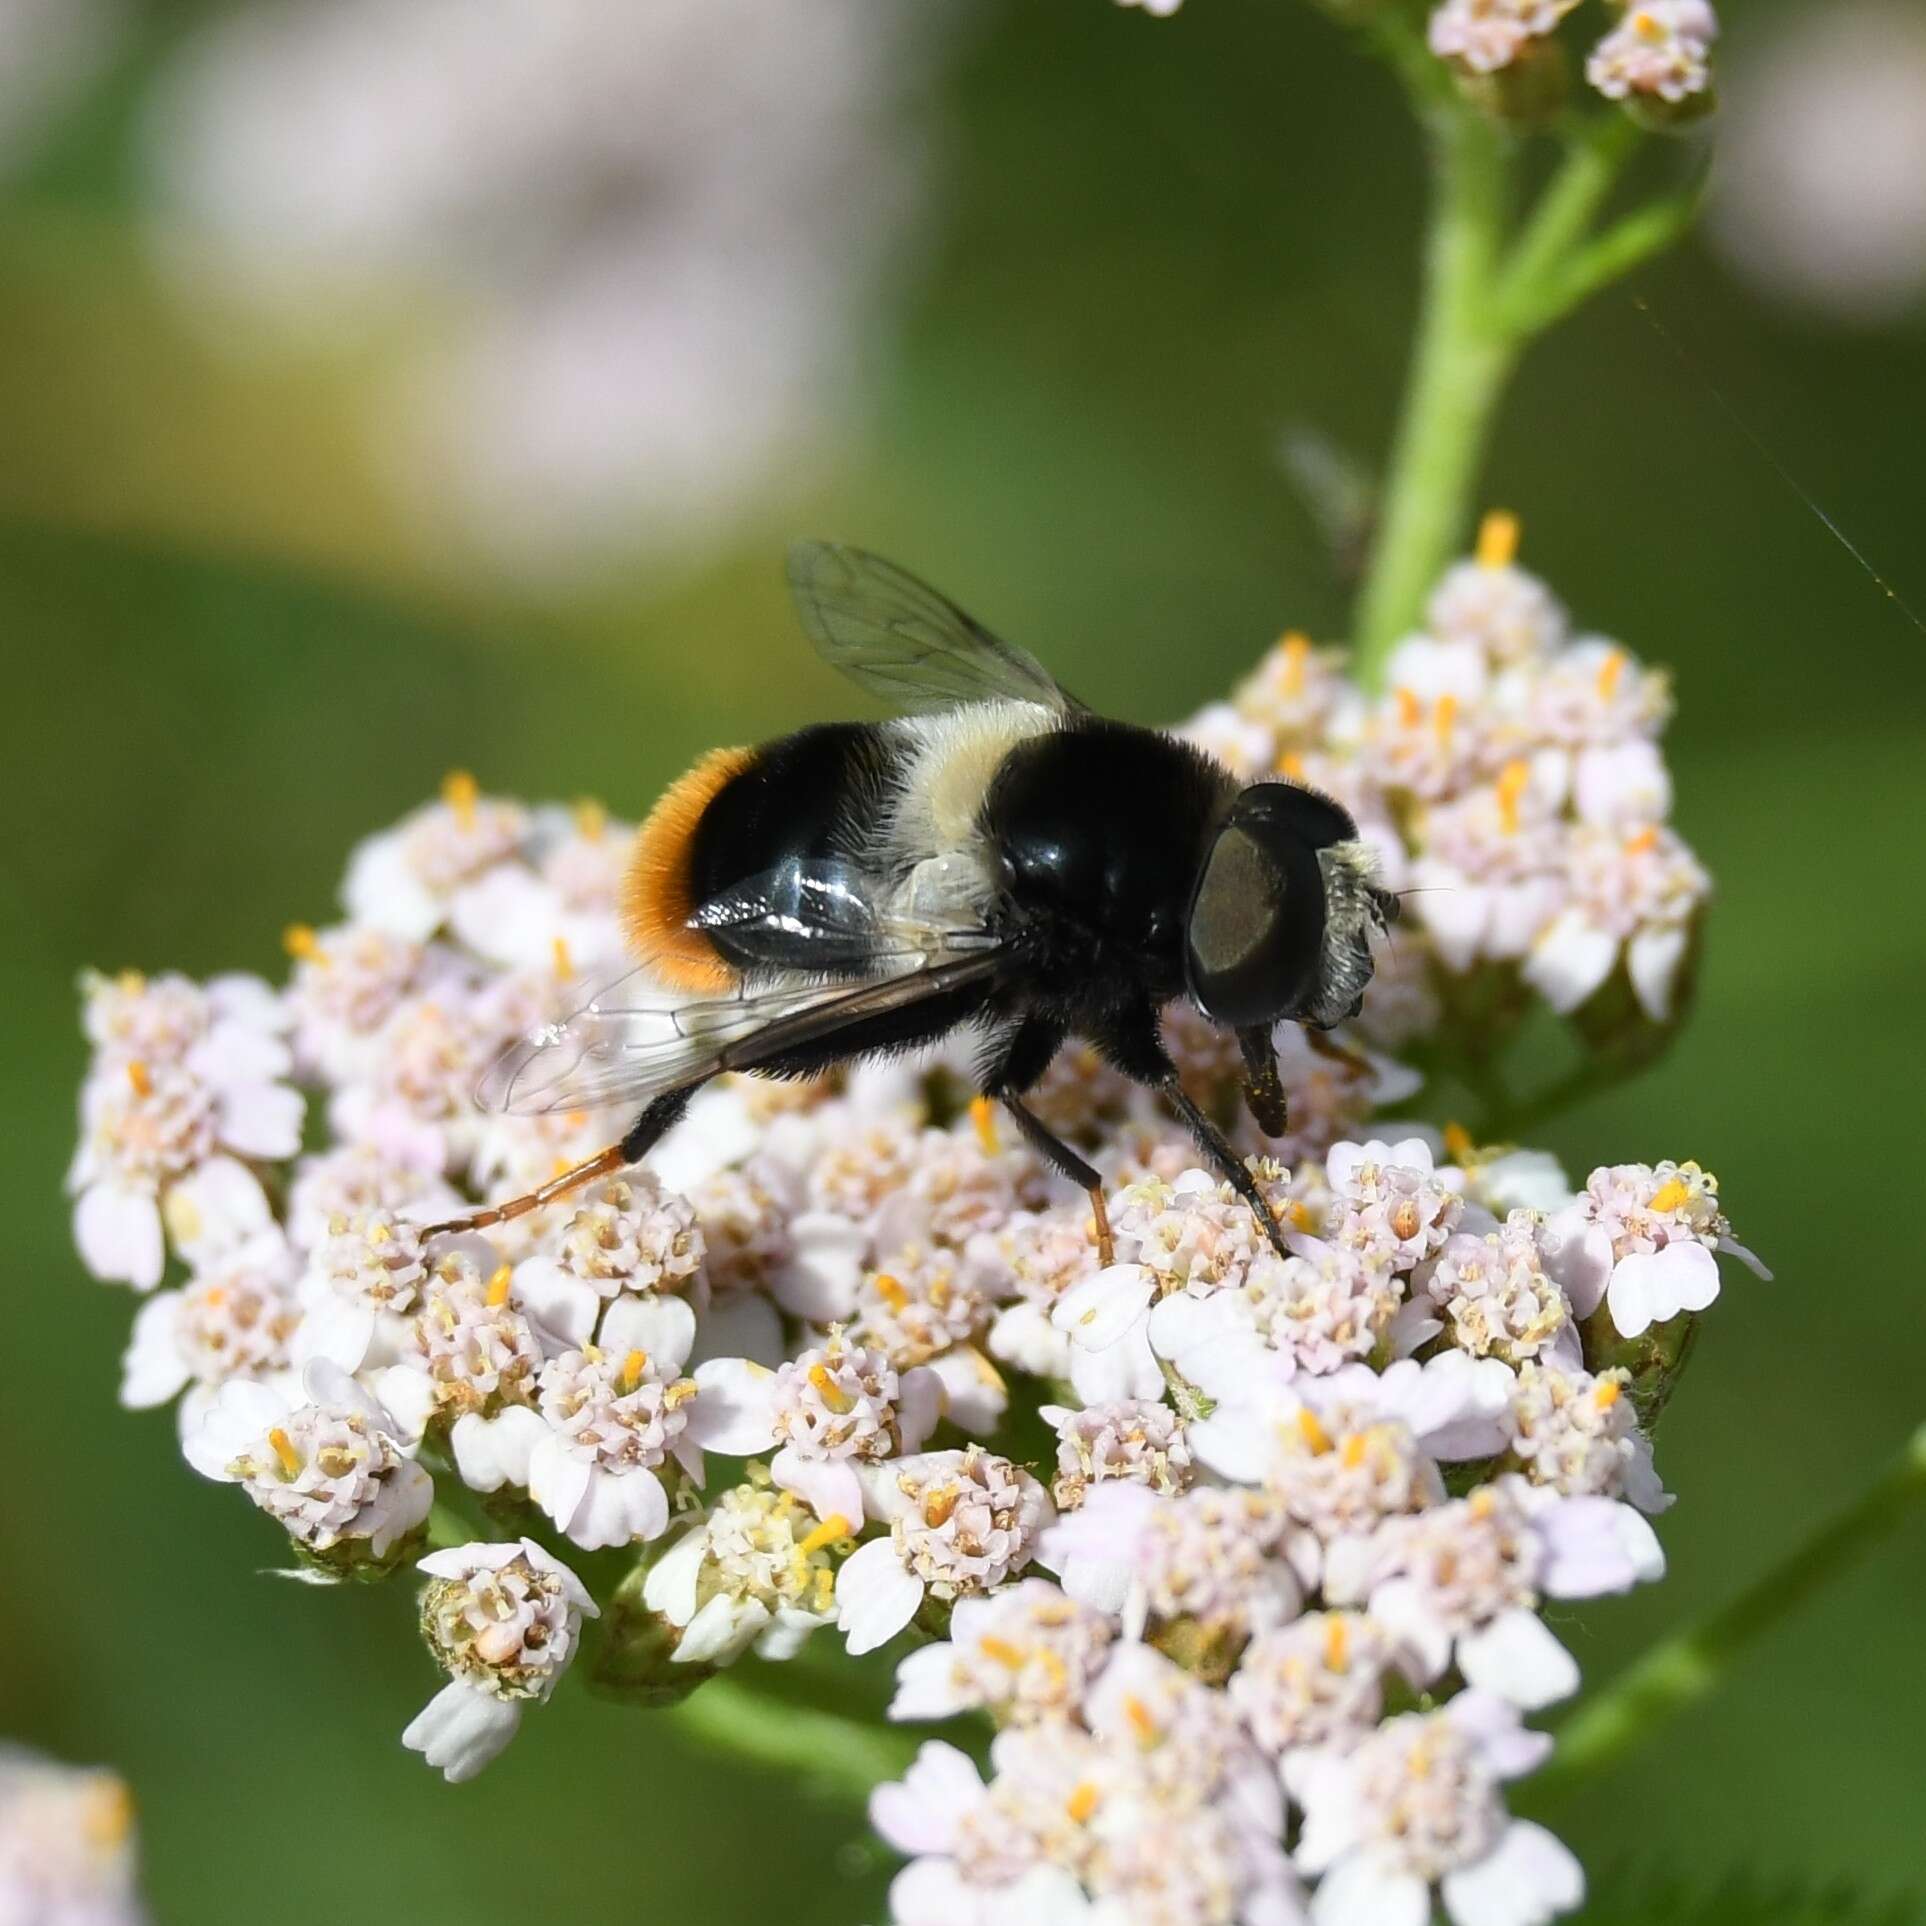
[1092, 1003, 1290, 1258]
[1237, 1023, 1289, 1139]
[980, 1017, 1116, 1264]
[421, 1083, 702, 1240]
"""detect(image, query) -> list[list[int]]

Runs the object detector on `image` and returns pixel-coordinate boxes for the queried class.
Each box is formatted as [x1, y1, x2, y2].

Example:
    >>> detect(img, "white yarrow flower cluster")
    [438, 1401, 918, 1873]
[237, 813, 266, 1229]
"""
[70, 539, 1756, 1900]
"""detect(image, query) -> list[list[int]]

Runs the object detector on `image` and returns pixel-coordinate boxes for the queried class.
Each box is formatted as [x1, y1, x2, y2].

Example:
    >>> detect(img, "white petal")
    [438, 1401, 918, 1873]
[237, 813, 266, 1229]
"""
[1066, 1323, 1164, 1405]
[1538, 1212, 1611, 1318]
[1457, 1608, 1579, 1710]
[527, 1436, 592, 1535]
[292, 1297, 376, 1374]
[598, 1292, 697, 1373]
[1444, 1689, 1553, 1781]
[511, 1257, 599, 1349]
[684, 1358, 780, 1454]
[1606, 1241, 1718, 1339]
[1536, 1495, 1666, 1596]
[674, 1594, 767, 1667]
[218, 1082, 305, 1161]
[567, 1464, 670, 1549]
[1050, 1265, 1154, 1351]
[896, 1366, 943, 1451]
[753, 1605, 831, 1662]
[926, 1344, 1007, 1433]
[987, 1301, 1072, 1380]
[401, 1679, 522, 1783]
[868, 1740, 981, 1853]
[1522, 911, 1618, 1014]
[76, 1183, 166, 1291]
[836, 1538, 923, 1656]
[1311, 1853, 1430, 1926]
[181, 1377, 291, 1480]
[163, 1156, 273, 1268]
[1187, 1402, 1285, 1485]
[371, 1364, 436, 1444]
[770, 1212, 867, 1320]
[119, 1293, 189, 1407]
[1440, 1821, 1583, 1926]
[888, 1643, 973, 1722]
[640, 1525, 708, 1626]
[687, 1290, 785, 1367]
[1626, 922, 1689, 1023]
[770, 1447, 864, 1529]
[451, 1406, 548, 1493]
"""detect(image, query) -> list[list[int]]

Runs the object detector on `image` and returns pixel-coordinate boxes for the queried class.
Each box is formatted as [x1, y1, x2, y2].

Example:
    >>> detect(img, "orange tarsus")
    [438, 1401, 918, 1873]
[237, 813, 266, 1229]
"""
[420, 1142, 629, 1240]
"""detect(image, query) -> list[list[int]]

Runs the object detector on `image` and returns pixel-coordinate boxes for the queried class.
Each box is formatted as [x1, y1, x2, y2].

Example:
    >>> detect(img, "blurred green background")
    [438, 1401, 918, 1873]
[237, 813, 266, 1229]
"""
[3, 1, 1923, 1920]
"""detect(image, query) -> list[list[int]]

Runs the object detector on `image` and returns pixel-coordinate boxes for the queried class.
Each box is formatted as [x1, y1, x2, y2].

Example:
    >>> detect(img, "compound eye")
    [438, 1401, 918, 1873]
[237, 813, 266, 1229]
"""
[1185, 819, 1322, 1026]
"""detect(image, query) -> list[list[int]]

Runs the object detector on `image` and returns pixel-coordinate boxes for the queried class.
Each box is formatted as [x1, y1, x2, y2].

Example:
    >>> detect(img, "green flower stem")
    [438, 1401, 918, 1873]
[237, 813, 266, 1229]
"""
[664, 1673, 922, 1806]
[1353, 104, 1515, 686]
[1492, 113, 1642, 328]
[1524, 1421, 1926, 1805]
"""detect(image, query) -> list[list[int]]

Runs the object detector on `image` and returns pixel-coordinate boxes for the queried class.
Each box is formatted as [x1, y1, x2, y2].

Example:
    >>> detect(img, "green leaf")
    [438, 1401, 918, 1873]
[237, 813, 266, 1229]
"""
[1578, 1866, 1925, 1926]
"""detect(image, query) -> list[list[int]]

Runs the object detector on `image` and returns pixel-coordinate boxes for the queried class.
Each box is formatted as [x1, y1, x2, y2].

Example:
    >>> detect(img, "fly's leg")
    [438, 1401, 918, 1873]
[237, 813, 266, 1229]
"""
[419, 1085, 699, 1241]
[979, 1016, 1115, 1266]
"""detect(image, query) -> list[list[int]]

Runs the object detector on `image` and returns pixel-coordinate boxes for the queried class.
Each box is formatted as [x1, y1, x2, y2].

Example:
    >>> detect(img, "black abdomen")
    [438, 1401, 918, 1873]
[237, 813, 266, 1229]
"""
[981, 719, 1233, 994]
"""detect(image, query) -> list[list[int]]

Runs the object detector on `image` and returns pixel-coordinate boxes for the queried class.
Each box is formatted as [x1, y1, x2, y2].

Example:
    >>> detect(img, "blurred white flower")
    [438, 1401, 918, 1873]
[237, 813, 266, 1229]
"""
[0, 0, 125, 174]
[141, 0, 950, 576]
[0, 1746, 147, 1926]
[1710, 2, 1926, 324]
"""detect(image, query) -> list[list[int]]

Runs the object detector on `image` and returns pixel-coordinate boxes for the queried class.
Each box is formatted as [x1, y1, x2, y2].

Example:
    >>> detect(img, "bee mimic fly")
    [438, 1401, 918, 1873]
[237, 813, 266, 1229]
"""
[423, 544, 1398, 1262]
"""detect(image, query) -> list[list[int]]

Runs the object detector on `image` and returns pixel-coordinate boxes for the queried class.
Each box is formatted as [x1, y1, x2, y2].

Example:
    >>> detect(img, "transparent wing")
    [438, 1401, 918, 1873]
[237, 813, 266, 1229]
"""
[688, 853, 1002, 973]
[786, 540, 1081, 716]
[476, 950, 1003, 1117]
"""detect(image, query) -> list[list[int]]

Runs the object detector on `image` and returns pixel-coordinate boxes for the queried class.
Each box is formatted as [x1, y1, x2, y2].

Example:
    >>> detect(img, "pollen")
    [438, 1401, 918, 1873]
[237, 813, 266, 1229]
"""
[1443, 1120, 1475, 1164]
[968, 1094, 999, 1155]
[266, 1427, 302, 1480]
[1648, 1176, 1692, 1214]
[1624, 825, 1661, 856]
[808, 1363, 854, 1414]
[1298, 1407, 1334, 1455]
[125, 1059, 153, 1098]
[1325, 1614, 1351, 1672]
[1065, 1781, 1102, 1824]
[485, 1265, 514, 1308]
[619, 1348, 649, 1391]
[552, 936, 574, 980]
[1276, 749, 1307, 780]
[978, 1634, 1027, 1670]
[1595, 1379, 1624, 1410]
[1476, 508, 1520, 570]
[1122, 1693, 1159, 1744]
[1433, 691, 1459, 746]
[799, 1513, 851, 1556]
[282, 923, 322, 962]
[1340, 1431, 1368, 1469]
[1633, 8, 1664, 40]
[1395, 686, 1423, 730]
[1595, 649, 1627, 701]
[572, 798, 608, 841]
[921, 1484, 961, 1529]
[441, 768, 480, 828]
[1288, 1200, 1320, 1232]
[663, 1378, 698, 1409]
[873, 1272, 908, 1311]
[79, 1777, 135, 1851]
[1496, 758, 1530, 835]
[1279, 630, 1312, 697]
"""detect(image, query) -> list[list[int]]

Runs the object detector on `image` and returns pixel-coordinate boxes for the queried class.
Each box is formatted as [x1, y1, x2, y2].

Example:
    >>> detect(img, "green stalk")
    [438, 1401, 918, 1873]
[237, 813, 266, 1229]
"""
[1352, 107, 1515, 685]
[664, 1674, 921, 1805]
[1524, 1422, 1926, 1804]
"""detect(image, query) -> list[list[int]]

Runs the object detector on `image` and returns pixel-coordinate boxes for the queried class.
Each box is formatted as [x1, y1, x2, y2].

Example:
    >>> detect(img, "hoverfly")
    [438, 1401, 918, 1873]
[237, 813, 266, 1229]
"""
[424, 545, 1396, 1261]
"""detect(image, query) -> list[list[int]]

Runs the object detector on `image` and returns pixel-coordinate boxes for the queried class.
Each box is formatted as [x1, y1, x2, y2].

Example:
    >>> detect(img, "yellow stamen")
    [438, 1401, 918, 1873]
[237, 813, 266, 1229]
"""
[978, 1634, 1028, 1670]
[1476, 508, 1520, 569]
[1279, 630, 1312, 697]
[572, 798, 608, 840]
[1443, 1120, 1475, 1165]
[663, 1378, 698, 1409]
[125, 1059, 153, 1099]
[1625, 825, 1661, 856]
[552, 936, 575, 980]
[79, 1777, 134, 1850]
[1633, 8, 1664, 40]
[619, 1348, 648, 1391]
[922, 1485, 960, 1529]
[485, 1265, 513, 1308]
[1595, 648, 1627, 702]
[1648, 1177, 1691, 1214]
[1275, 749, 1307, 781]
[1434, 691, 1459, 746]
[1395, 686, 1423, 730]
[1122, 1694, 1159, 1744]
[799, 1513, 851, 1555]
[1496, 757, 1530, 835]
[1595, 1379, 1624, 1410]
[440, 768, 479, 827]
[808, 1363, 854, 1415]
[1066, 1781, 1102, 1824]
[1325, 1614, 1351, 1673]
[969, 1094, 999, 1155]
[282, 922, 322, 962]
[872, 1272, 908, 1311]
[1340, 1431, 1367, 1469]
[1287, 1200, 1320, 1232]
[1297, 1407, 1334, 1455]
[267, 1427, 302, 1479]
